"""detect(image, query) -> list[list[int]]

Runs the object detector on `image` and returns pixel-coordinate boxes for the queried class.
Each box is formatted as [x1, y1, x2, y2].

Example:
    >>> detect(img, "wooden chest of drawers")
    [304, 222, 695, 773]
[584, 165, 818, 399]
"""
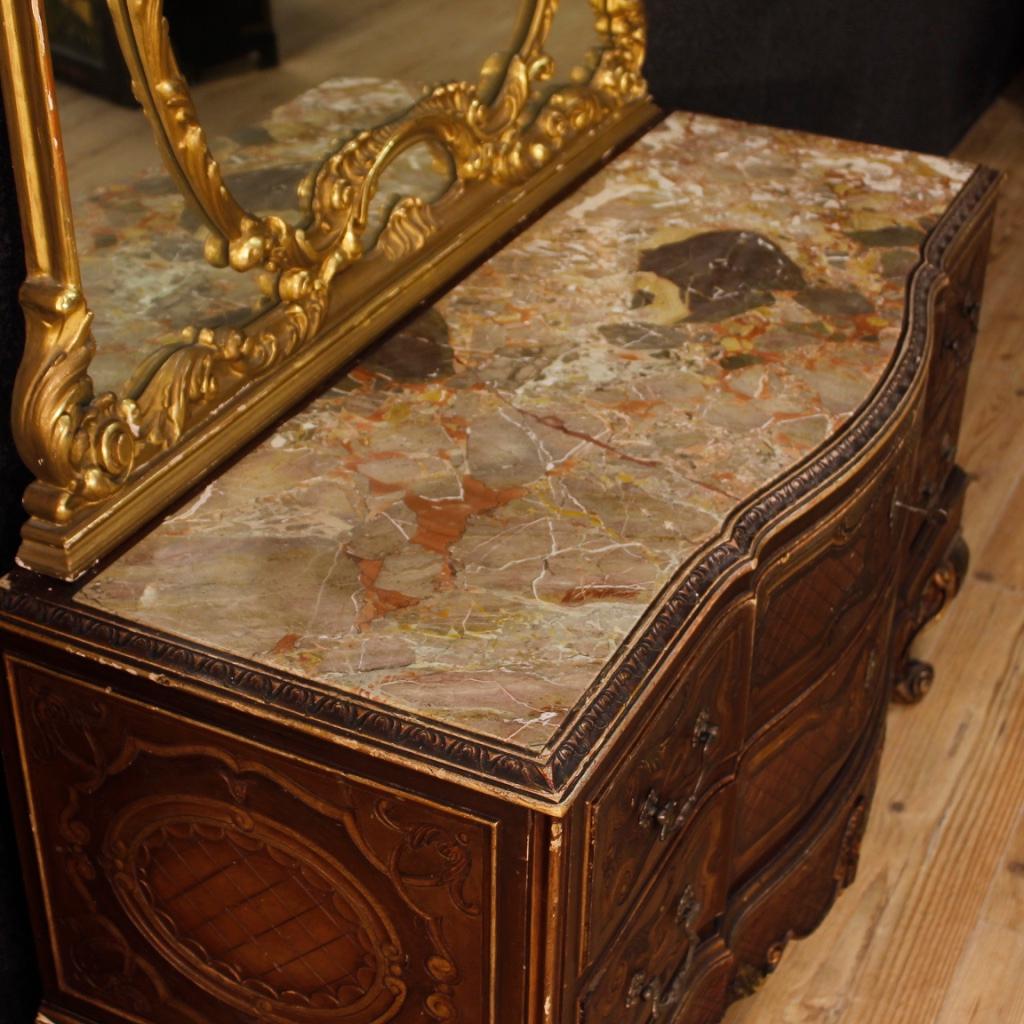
[0, 113, 1000, 1024]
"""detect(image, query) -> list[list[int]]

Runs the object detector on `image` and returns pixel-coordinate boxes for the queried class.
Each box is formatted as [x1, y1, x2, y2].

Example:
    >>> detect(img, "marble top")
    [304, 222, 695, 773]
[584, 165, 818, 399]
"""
[76, 110, 973, 754]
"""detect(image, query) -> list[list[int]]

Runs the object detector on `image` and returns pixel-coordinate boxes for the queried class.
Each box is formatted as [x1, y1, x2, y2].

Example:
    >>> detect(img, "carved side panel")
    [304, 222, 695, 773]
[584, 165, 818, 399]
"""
[7, 659, 496, 1024]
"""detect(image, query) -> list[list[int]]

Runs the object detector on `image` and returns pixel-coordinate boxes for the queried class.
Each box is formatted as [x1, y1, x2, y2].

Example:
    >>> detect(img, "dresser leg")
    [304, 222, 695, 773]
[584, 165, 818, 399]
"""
[892, 534, 969, 704]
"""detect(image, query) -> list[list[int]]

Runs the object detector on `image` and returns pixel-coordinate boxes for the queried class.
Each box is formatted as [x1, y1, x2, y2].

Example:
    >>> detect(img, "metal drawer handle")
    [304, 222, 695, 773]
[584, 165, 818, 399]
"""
[637, 712, 718, 841]
[943, 331, 973, 367]
[623, 886, 703, 1016]
[625, 972, 659, 1013]
[692, 710, 720, 751]
[675, 884, 702, 931]
[638, 791, 696, 842]
[892, 499, 948, 527]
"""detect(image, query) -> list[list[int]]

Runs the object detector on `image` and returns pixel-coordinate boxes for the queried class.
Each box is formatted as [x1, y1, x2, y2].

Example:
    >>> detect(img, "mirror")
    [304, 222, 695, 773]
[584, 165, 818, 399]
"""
[59, 1, 534, 395]
[1, 0, 654, 579]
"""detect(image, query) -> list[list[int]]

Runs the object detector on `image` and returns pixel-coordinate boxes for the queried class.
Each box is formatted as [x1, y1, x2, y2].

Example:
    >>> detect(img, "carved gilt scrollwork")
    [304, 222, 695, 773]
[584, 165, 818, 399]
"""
[1, 0, 651, 576]
[109, 0, 646, 286]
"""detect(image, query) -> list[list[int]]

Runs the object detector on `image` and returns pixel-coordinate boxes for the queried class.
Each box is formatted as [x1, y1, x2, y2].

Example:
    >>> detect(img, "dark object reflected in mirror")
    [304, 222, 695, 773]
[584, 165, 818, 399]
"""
[44, 0, 278, 105]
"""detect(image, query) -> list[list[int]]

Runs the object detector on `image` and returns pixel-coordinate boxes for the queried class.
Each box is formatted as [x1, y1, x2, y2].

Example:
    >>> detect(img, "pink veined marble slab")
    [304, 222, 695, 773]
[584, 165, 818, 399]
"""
[76, 109, 974, 753]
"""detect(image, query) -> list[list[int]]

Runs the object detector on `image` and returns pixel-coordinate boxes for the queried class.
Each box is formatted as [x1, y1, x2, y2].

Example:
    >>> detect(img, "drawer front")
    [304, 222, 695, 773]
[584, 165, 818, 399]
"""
[926, 217, 993, 412]
[749, 449, 906, 733]
[582, 601, 752, 962]
[669, 939, 735, 1024]
[734, 593, 892, 880]
[5, 658, 500, 1024]
[912, 368, 969, 514]
[577, 783, 734, 1024]
[726, 702, 884, 977]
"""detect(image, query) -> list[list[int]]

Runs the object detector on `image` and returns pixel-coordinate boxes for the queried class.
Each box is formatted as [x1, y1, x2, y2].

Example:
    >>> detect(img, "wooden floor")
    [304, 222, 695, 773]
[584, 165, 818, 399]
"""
[725, 74, 1024, 1024]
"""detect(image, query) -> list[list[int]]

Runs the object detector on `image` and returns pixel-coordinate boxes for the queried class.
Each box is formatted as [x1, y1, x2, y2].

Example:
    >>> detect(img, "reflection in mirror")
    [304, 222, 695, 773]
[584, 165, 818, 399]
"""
[53, 0, 600, 395]
[522, 0, 604, 122]
[8, 0, 650, 578]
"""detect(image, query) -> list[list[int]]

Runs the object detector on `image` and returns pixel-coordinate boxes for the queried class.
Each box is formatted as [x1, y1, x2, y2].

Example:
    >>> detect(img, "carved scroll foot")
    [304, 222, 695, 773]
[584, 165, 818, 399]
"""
[892, 535, 969, 705]
[892, 659, 936, 704]
[730, 938, 789, 1002]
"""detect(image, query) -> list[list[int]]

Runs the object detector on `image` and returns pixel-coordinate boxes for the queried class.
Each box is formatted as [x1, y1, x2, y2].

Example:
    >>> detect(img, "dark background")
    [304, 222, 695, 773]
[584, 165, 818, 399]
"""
[644, 0, 1024, 154]
[0, 3, 1022, 1018]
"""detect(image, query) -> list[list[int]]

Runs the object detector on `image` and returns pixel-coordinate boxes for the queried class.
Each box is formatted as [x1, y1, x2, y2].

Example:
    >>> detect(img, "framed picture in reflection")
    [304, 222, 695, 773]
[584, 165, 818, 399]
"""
[44, 0, 278, 105]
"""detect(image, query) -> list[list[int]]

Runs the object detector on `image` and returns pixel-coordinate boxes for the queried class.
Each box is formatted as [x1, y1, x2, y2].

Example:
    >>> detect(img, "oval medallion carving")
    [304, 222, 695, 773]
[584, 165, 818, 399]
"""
[104, 795, 406, 1023]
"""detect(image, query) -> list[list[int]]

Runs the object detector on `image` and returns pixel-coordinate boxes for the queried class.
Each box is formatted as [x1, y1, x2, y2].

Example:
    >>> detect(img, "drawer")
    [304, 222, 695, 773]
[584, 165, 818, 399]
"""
[925, 217, 993, 410]
[726, 700, 885, 976]
[911, 366, 969, 513]
[749, 451, 905, 733]
[577, 782, 734, 1024]
[734, 593, 893, 880]
[670, 939, 735, 1024]
[581, 601, 752, 962]
[901, 466, 968, 603]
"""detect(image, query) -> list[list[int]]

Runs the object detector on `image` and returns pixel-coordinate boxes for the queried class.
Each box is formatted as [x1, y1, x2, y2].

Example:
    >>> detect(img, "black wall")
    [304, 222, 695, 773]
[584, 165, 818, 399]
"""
[644, 0, 1024, 154]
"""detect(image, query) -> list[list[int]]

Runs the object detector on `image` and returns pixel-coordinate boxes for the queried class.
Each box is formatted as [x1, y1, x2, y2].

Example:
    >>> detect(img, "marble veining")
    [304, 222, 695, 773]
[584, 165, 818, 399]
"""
[77, 109, 973, 752]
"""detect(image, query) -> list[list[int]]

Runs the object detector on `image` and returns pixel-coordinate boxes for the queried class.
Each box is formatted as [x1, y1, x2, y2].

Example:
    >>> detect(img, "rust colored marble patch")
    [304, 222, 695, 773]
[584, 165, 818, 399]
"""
[76, 107, 974, 753]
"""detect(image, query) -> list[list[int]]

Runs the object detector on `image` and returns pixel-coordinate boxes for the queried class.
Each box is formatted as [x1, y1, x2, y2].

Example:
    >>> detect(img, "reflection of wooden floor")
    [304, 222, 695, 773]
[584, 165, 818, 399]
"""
[57, 0, 596, 195]
[725, 73, 1024, 1024]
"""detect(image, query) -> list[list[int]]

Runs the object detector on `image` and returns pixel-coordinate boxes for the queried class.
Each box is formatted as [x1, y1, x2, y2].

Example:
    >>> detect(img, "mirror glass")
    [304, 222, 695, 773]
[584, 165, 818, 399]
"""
[51, 0, 601, 395]
[10, 0, 650, 579]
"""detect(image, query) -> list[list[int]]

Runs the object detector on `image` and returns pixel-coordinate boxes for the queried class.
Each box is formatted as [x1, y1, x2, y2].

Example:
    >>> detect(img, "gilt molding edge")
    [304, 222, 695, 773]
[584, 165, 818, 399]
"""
[0, 167, 1001, 805]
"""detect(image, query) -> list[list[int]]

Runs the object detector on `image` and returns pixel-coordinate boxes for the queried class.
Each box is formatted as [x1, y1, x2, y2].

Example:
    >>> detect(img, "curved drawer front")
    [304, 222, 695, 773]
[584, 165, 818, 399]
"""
[581, 601, 753, 963]
[577, 783, 734, 1024]
[726, 699, 886, 976]
[735, 590, 893, 880]
[748, 444, 910, 735]
[927, 218, 993, 415]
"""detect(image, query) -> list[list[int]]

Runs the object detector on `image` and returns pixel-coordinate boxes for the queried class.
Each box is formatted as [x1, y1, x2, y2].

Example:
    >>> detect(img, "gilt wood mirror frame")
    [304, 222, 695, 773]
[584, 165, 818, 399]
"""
[0, 0, 656, 580]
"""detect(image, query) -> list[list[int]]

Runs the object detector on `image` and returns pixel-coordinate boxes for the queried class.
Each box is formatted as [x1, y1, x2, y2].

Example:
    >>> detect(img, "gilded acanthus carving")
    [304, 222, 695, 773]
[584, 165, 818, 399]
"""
[109, 0, 646, 290]
[14, 284, 136, 522]
[109, 0, 643, 444]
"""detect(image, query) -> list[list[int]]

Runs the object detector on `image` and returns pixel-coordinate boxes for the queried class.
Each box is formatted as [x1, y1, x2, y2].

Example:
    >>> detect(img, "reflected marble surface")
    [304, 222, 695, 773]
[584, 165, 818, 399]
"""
[77, 77, 439, 394]
[77, 111, 973, 752]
